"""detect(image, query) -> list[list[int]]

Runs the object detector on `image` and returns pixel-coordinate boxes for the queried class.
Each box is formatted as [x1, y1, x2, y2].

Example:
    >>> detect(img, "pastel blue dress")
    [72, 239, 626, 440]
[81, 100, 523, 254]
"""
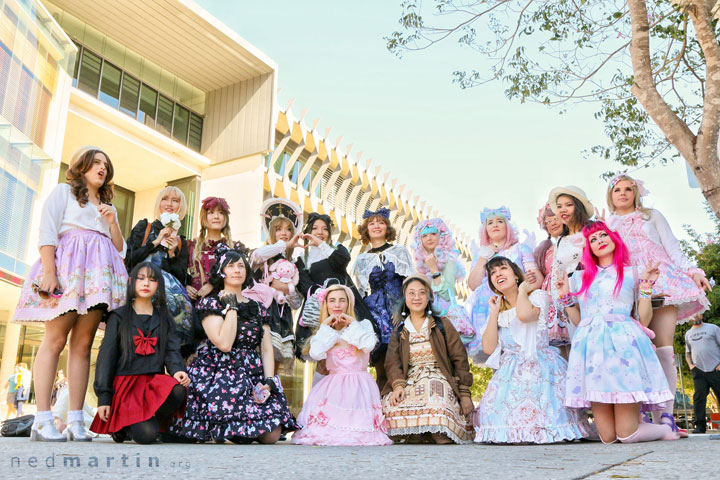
[465, 242, 536, 362]
[474, 291, 589, 443]
[564, 266, 672, 411]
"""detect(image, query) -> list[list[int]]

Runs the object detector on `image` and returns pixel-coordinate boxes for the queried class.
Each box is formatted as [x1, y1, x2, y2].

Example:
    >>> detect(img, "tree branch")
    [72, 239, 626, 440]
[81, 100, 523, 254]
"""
[688, 0, 720, 171]
[627, 0, 697, 162]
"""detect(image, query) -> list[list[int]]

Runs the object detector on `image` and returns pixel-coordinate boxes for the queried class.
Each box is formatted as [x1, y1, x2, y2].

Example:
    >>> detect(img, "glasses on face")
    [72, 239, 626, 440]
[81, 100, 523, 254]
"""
[31, 281, 63, 300]
[406, 290, 428, 298]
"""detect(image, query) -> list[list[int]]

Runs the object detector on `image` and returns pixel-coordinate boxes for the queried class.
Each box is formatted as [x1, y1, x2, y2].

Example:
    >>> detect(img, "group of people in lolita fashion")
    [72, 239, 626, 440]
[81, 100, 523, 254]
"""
[11, 144, 711, 447]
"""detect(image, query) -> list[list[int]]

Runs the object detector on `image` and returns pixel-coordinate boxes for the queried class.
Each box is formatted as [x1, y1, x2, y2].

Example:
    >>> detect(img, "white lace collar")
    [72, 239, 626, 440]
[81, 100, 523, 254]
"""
[405, 317, 429, 333]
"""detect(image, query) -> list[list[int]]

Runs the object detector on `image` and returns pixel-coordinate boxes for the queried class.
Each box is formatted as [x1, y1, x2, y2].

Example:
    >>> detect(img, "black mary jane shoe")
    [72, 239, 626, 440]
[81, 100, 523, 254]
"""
[111, 429, 129, 443]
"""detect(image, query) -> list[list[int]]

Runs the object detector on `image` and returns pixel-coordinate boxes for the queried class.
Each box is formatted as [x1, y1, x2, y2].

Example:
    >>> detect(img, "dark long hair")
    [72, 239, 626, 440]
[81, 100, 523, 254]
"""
[119, 262, 174, 369]
[559, 195, 591, 237]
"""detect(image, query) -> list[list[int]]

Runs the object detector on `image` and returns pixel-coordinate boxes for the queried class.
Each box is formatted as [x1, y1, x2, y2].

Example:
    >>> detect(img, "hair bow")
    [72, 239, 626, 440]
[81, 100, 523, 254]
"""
[315, 288, 327, 305]
[609, 174, 650, 197]
[306, 213, 334, 231]
[202, 196, 230, 213]
[537, 203, 553, 226]
[418, 222, 439, 236]
[481, 206, 511, 224]
[363, 207, 390, 219]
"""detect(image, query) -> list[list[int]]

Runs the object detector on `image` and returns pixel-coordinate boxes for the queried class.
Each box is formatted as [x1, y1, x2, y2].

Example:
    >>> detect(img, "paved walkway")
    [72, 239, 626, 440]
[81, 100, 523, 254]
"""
[0, 434, 717, 479]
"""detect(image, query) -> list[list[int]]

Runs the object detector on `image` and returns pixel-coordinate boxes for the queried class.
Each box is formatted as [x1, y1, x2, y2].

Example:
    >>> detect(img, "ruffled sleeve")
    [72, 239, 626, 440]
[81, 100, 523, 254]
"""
[308, 324, 341, 360]
[650, 210, 704, 276]
[195, 294, 223, 321]
[341, 319, 377, 352]
[528, 289, 549, 330]
[38, 183, 69, 249]
[250, 240, 286, 269]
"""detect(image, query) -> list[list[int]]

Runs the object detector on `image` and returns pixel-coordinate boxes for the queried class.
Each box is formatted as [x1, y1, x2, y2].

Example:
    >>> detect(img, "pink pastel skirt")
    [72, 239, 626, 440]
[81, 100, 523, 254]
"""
[13, 229, 128, 322]
[292, 370, 392, 446]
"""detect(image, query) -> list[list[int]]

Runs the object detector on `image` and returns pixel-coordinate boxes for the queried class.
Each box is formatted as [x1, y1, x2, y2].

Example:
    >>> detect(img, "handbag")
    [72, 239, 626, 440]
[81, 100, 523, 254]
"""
[15, 385, 29, 402]
[1, 414, 34, 437]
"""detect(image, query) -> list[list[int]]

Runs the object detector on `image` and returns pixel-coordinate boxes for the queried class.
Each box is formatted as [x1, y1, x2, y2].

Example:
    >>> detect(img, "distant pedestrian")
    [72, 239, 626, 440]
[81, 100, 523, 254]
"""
[685, 315, 720, 433]
[4, 364, 23, 419]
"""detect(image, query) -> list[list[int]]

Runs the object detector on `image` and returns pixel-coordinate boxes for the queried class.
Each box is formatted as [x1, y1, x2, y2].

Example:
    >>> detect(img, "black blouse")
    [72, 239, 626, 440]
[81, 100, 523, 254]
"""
[94, 306, 186, 406]
[126, 218, 188, 283]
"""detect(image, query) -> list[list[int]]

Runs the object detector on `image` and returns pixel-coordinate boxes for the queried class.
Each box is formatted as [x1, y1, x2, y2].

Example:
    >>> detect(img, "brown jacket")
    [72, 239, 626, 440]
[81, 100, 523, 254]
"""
[382, 316, 473, 400]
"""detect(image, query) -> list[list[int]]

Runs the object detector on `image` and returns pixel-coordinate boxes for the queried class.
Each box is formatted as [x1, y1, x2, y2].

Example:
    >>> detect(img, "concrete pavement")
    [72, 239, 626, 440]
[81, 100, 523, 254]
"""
[0, 433, 717, 479]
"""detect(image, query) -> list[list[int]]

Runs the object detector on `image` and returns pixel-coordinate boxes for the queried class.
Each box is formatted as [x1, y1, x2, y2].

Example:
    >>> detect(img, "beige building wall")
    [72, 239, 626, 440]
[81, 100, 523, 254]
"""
[198, 153, 267, 247]
[202, 73, 276, 164]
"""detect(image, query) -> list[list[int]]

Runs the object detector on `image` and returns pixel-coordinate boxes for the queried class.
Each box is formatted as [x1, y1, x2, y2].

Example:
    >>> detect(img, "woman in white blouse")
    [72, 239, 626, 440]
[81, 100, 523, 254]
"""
[606, 174, 711, 437]
[13, 146, 128, 442]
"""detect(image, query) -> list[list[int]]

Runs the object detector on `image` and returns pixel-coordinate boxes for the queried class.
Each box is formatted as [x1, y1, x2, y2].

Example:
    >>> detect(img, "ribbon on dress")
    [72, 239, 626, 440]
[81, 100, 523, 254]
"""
[133, 328, 157, 355]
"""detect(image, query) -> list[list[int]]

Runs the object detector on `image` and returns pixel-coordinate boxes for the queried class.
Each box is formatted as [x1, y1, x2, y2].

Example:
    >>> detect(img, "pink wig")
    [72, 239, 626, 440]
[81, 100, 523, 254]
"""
[573, 221, 630, 298]
[412, 218, 465, 280]
[479, 214, 518, 251]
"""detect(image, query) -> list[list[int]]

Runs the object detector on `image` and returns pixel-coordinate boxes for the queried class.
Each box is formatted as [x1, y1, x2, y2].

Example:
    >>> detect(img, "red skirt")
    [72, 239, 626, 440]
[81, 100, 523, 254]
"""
[90, 374, 182, 434]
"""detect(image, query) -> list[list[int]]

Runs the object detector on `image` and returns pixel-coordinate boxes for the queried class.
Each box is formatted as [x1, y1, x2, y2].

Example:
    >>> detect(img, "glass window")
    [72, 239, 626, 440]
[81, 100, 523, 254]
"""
[98, 61, 121, 109]
[156, 94, 173, 136]
[138, 84, 157, 127]
[71, 43, 81, 86]
[119, 73, 139, 118]
[273, 151, 288, 176]
[303, 168, 315, 191]
[76, 48, 101, 97]
[172, 104, 189, 144]
[188, 113, 203, 152]
[111, 184, 135, 238]
[291, 159, 304, 184]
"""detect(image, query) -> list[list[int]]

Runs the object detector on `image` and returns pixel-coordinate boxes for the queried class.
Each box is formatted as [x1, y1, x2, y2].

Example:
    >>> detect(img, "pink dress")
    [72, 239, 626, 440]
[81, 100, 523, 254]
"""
[292, 320, 392, 446]
[608, 210, 709, 323]
[540, 243, 570, 347]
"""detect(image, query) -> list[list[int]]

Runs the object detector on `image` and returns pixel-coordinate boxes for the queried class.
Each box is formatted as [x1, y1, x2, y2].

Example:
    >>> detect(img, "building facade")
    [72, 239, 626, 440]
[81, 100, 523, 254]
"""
[0, 0, 472, 415]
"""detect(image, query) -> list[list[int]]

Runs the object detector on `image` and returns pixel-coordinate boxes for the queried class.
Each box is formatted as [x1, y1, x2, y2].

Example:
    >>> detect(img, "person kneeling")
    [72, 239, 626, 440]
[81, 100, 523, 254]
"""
[292, 284, 392, 446]
[91, 262, 189, 444]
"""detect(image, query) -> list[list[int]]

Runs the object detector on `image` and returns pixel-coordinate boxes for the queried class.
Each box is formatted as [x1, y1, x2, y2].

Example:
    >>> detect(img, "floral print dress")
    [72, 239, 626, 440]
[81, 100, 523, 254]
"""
[170, 294, 298, 442]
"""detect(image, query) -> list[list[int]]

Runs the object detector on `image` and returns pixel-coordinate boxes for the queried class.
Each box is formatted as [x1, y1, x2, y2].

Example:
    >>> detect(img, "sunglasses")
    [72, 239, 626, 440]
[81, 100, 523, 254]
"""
[31, 281, 63, 300]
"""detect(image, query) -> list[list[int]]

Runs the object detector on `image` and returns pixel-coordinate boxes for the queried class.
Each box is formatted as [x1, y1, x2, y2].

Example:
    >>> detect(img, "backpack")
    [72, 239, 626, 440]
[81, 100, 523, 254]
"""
[1, 414, 34, 437]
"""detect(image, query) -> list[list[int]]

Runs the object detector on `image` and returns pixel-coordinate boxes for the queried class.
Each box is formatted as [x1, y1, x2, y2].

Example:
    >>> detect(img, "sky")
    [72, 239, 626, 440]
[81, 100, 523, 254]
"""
[196, 0, 716, 246]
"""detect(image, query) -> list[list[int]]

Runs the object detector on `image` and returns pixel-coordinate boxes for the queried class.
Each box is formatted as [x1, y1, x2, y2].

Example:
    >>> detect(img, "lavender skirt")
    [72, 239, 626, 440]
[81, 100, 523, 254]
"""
[13, 229, 128, 322]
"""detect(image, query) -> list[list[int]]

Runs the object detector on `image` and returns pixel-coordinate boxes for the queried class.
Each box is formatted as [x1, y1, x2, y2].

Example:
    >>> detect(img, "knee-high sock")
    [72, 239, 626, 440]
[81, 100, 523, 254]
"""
[654, 346, 676, 420]
[618, 422, 674, 443]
